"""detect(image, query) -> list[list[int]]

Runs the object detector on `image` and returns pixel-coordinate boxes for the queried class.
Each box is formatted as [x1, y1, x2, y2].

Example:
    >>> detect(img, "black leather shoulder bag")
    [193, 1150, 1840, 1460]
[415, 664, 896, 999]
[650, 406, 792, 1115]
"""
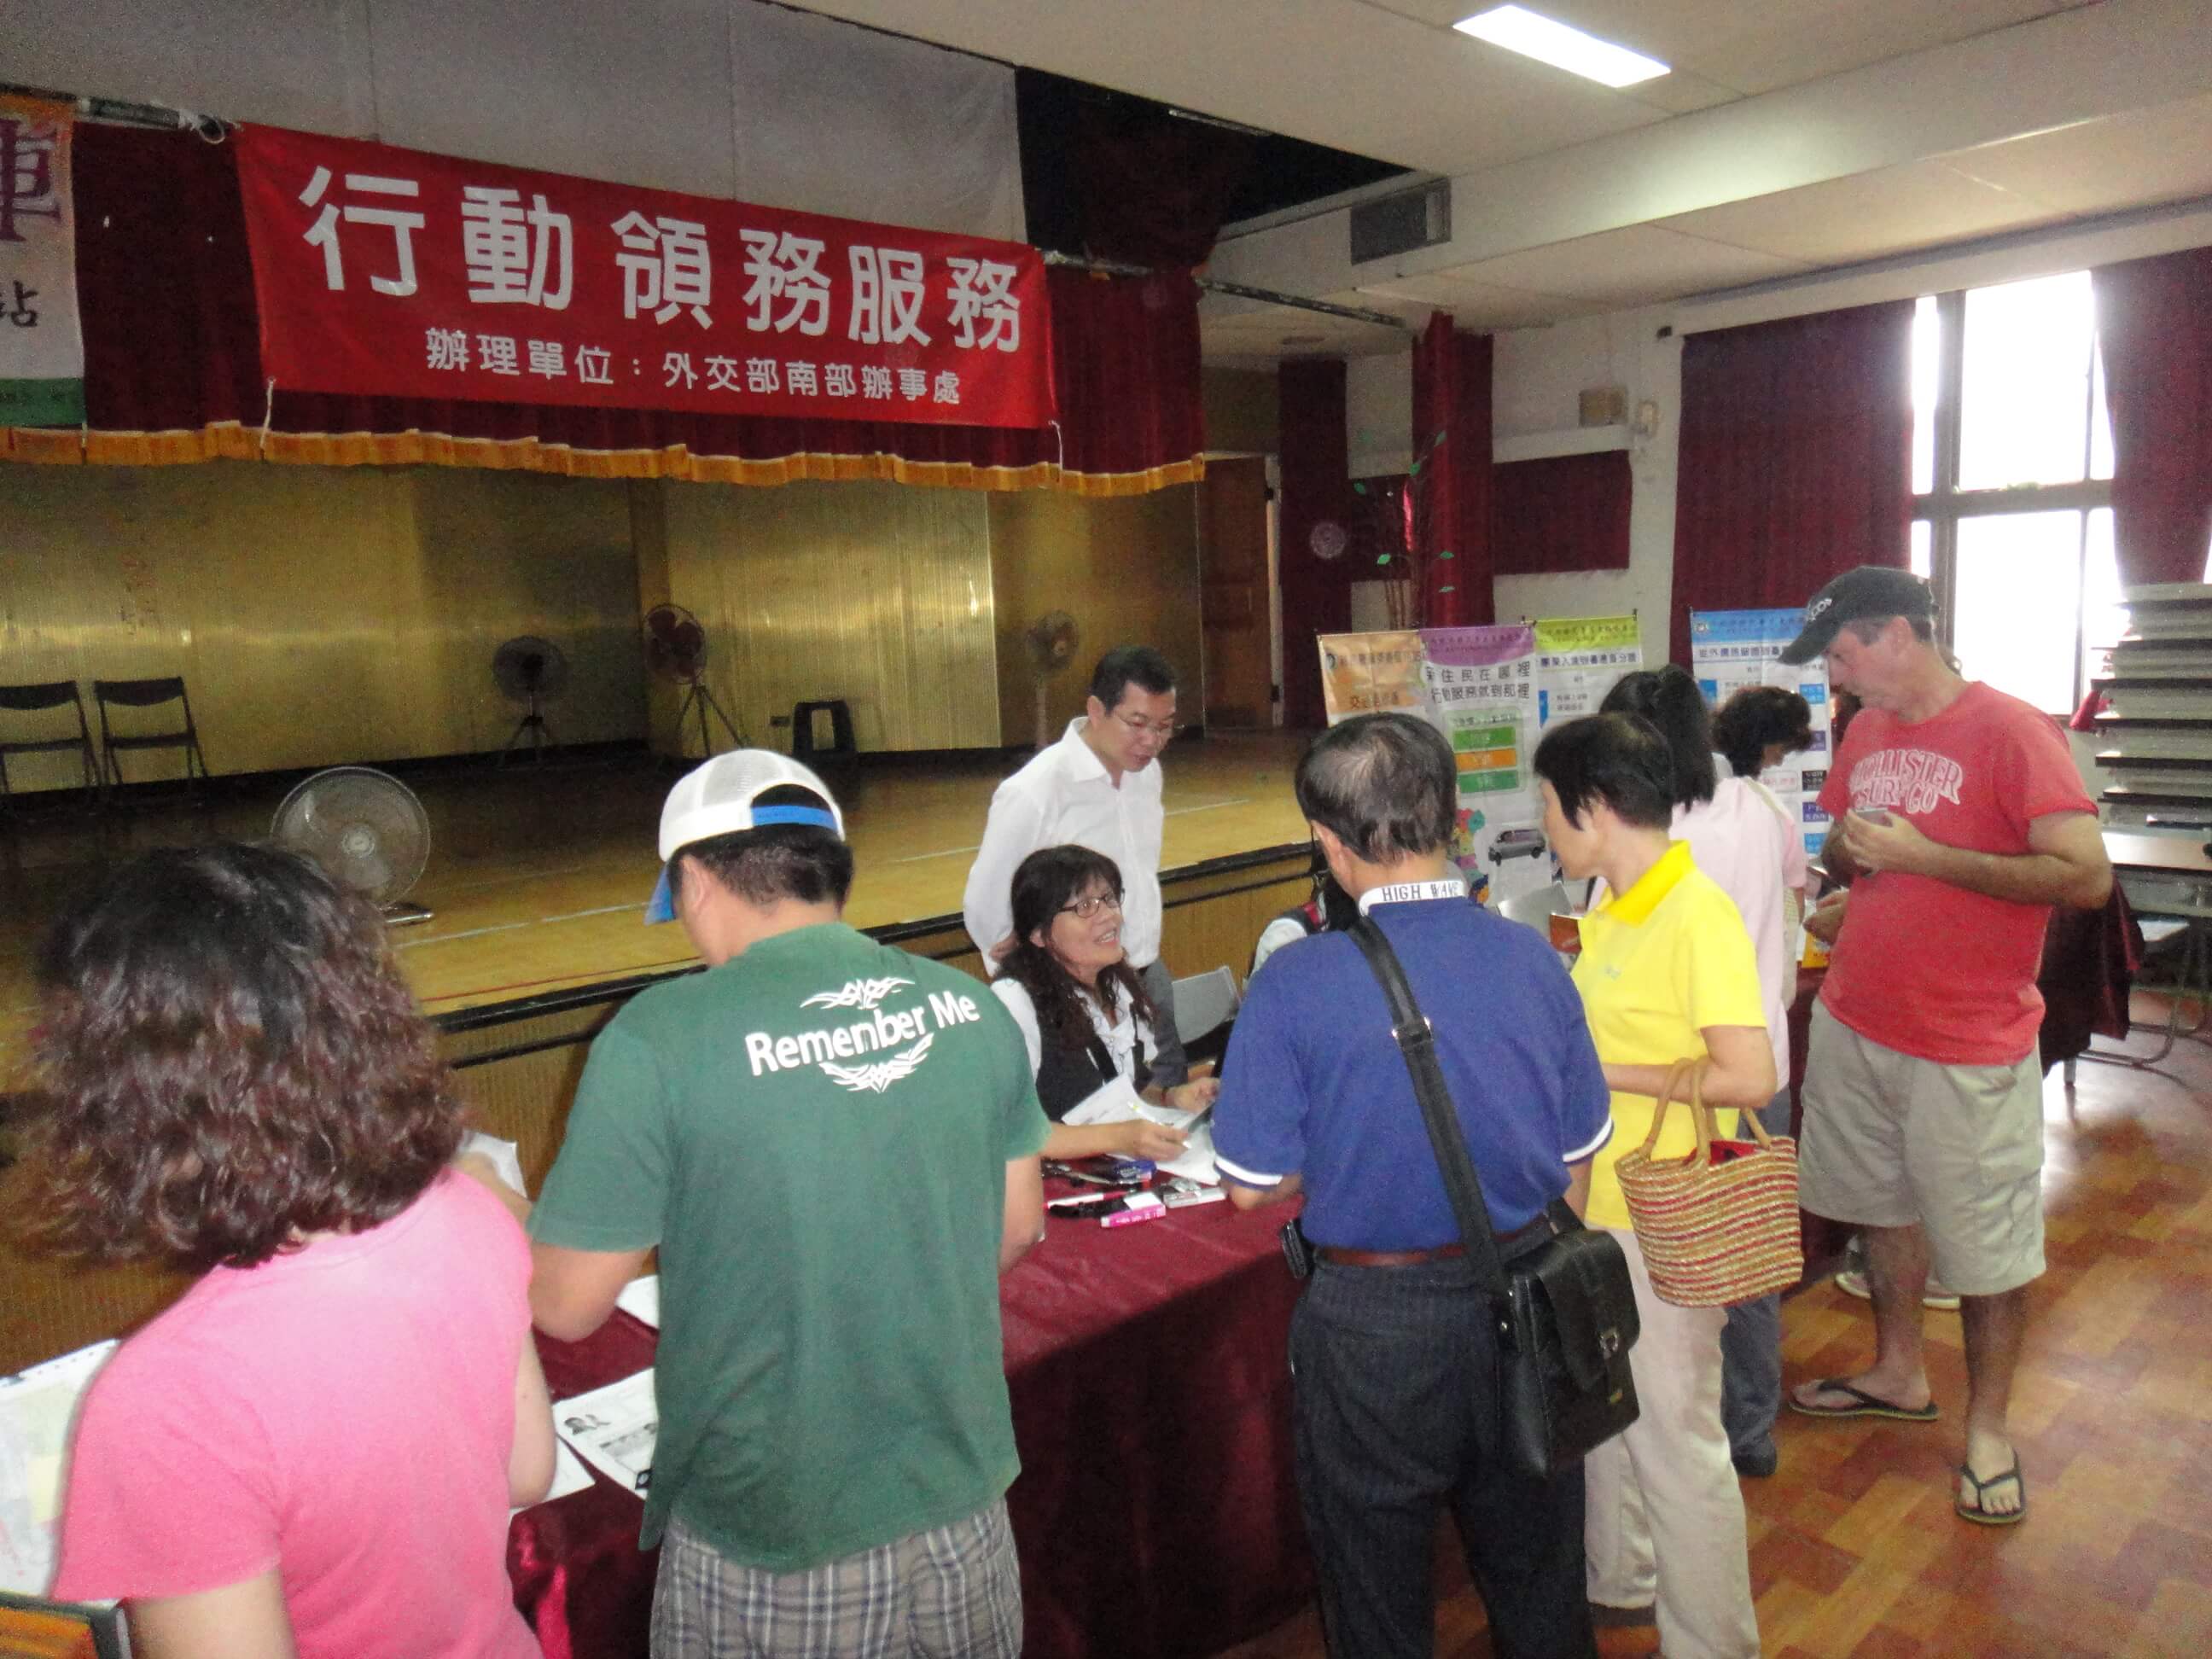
[1345, 914, 1641, 1480]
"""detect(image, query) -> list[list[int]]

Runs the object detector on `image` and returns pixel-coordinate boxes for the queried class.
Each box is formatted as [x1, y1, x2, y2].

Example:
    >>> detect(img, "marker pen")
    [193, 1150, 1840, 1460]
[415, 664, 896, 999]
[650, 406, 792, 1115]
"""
[1102, 1192, 1167, 1228]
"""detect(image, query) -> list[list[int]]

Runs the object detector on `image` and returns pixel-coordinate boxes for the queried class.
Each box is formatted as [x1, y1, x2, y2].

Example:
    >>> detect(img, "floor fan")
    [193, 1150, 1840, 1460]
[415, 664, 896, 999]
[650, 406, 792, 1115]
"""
[494, 636, 568, 765]
[643, 603, 746, 757]
[271, 765, 433, 925]
[1023, 610, 1081, 750]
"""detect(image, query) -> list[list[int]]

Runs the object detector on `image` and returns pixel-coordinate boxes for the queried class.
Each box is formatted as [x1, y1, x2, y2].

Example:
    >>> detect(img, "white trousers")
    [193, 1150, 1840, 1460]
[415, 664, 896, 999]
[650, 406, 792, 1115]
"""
[1584, 1227, 1761, 1659]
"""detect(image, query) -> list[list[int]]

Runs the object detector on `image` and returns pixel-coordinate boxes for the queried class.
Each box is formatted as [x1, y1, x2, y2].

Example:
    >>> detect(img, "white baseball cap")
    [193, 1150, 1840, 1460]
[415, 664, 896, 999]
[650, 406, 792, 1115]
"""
[645, 750, 845, 924]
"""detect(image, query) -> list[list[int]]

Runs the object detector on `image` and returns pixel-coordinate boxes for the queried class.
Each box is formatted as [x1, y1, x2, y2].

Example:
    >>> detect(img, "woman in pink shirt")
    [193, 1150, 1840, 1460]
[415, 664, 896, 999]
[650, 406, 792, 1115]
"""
[30, 844, 551, 1658]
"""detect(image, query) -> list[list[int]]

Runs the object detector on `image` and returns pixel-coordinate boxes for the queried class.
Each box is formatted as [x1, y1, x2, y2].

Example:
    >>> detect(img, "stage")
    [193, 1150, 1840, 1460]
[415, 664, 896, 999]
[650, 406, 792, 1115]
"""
[0, 728, 1313, 1097]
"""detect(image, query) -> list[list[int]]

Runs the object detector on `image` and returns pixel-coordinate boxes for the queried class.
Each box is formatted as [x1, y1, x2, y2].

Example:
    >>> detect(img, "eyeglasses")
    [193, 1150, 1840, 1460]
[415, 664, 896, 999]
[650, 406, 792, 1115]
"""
[1112, 711, 1175, 740]
[1058, 893, 1123, 920]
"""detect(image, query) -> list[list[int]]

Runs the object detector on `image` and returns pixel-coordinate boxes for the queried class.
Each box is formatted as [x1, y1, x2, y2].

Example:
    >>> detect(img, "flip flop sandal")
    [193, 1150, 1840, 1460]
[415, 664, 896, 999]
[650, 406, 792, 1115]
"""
[1787, 1377, 1940, 1422]
[1956, 1460, 2026, 1526]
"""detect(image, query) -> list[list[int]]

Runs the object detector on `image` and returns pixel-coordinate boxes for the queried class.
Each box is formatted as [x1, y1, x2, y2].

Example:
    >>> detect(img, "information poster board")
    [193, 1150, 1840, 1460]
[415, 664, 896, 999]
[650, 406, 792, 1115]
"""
[1318, 626, 1546, 906]
[1535, 614, 1642, 732]
[1316, 631, 1425, 719]
[1689, 608, 1834, 857]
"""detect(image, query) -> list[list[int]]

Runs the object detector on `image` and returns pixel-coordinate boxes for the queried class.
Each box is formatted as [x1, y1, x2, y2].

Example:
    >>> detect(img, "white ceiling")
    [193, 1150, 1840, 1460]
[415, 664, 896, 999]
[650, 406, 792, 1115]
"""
[787, 0, 2212, 362]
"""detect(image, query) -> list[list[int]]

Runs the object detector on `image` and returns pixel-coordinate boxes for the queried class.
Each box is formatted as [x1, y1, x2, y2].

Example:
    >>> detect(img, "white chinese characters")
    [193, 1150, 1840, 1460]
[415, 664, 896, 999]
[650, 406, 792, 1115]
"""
[848, 247, 930, 346]
[740, 231, 831, 336]
[300, 167, 425, 297]
[614, 213, 714, 328]
[461, 188, 573, 309]
[945, 259, 1020, 352]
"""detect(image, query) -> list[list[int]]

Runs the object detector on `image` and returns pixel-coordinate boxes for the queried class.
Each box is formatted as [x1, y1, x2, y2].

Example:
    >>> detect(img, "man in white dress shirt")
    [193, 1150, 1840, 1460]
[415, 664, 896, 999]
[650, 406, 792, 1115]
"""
[963, 645, 1188, 1086]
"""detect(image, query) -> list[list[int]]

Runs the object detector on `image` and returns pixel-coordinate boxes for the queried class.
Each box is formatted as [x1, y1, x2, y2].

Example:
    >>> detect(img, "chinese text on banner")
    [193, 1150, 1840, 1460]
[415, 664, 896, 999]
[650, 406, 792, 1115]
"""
[233, 125, 1054, 429]
[0, 96, 85, 427]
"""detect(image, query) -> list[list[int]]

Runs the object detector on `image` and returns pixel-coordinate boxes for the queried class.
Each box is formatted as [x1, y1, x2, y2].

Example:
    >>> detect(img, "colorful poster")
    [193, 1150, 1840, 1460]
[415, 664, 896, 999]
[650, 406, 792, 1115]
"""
[1419, 624, 1548, 907]
[1317, 630, 1426, 722]
[1689, 608, 1835, 857]
[1317, 626, 1547, 905]
[234, 125, 1053, 428]
[1534, 614, 1642, 731]
[0, 96, 85, 427]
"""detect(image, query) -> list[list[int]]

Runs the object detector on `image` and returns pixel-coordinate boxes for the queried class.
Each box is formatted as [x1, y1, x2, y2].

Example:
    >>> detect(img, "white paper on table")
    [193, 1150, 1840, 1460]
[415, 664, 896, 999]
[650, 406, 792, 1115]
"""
[554, 1370, 658, 1501]
[0, 1340, 116, 1595]
[1152, 1120, 1220, 1185]
[614, 1274, 661, 1330]
[512, 1439, 595, 1516]
[458, 1131, 528, 1199]
[1058, 1075, 1148, 1126]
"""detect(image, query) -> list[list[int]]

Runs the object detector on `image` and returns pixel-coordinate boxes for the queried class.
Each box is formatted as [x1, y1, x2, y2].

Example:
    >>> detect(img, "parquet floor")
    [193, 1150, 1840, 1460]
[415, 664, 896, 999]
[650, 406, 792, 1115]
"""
[1217, 1013, 2212, 1658]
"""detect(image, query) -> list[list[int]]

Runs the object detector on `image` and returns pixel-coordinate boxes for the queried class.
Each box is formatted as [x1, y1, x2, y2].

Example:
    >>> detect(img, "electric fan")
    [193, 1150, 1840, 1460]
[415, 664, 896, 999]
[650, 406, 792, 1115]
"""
[493, 635, 568, 765]
[1022, 610, 1082, 751]
[643, 602, 746, 756]
[271, 765, 433, 925]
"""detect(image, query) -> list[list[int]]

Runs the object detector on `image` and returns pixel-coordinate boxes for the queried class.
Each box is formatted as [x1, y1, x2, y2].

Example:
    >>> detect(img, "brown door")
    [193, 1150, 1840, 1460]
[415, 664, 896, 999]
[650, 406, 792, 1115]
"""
[1197, 457, 1273, 729]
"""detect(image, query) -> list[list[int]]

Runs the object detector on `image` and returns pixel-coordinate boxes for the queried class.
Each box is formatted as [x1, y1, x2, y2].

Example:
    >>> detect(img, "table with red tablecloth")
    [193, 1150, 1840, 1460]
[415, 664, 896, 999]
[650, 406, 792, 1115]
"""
[509, 1196, 1312, 1659]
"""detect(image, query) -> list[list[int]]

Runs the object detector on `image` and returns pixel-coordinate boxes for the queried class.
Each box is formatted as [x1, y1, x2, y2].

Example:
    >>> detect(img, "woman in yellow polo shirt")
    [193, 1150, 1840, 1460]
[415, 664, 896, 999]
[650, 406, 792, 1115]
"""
[1533, 712, 1774, 1659]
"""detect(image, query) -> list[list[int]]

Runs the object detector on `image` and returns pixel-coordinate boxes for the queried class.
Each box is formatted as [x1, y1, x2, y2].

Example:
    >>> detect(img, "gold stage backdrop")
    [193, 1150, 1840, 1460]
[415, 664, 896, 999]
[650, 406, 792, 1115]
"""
[0, 465, 644, 789]
[987, 485, 1204, 744]
[643, 477, 1002, 754]
[2, 463, 1207, 787]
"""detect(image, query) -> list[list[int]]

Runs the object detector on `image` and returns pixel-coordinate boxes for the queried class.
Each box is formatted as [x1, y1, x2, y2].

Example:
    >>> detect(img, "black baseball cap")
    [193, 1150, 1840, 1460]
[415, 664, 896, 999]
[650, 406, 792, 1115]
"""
[1777, 566, 1937, 665]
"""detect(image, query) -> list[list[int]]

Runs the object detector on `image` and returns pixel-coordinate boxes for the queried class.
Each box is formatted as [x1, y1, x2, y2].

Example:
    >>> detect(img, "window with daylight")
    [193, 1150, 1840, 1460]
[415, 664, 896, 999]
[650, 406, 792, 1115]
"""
[1909, 271, 2133, 715]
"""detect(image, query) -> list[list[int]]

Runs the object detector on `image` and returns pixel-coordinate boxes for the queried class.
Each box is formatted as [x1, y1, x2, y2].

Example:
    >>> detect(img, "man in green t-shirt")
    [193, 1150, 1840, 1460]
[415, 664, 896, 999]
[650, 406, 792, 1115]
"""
[528, 750, 1049, 1659]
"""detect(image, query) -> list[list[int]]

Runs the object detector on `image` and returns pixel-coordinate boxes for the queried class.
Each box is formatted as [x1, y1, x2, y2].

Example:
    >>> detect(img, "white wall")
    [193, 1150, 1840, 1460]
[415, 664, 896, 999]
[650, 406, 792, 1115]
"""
[1345, 350, 1412, 480]
[1491, 309, 1679, 651]
[9, 0, 1025, 239]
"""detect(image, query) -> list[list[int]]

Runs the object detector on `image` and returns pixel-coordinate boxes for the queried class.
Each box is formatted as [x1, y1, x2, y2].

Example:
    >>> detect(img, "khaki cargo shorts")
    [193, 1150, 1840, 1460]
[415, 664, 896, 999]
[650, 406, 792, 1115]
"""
[1797, 1001, 2046, 1296]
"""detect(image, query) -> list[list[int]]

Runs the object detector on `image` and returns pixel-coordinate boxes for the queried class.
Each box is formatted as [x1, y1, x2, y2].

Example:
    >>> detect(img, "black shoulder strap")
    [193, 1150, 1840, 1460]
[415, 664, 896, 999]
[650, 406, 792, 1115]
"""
[1345, 914, 1511, 1299]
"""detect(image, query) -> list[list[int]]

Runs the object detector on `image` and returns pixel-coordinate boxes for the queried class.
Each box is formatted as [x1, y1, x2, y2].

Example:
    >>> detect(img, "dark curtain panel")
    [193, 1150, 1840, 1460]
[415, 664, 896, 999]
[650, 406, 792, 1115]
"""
[24, 124, 1202, 492]
[1493, 450, 1632, 575]
[1410, 315, 1493, 627]
[1278, 358, 1354, 729]
[2093, 245, 2212, 587]
[1670, 301, 1913, 667]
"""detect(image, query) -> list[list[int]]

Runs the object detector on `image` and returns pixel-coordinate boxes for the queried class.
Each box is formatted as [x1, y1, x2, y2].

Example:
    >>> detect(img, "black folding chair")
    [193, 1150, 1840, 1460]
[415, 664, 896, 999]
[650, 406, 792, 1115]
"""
[0, 679, 99, 804]
[92, 676, 211, 789]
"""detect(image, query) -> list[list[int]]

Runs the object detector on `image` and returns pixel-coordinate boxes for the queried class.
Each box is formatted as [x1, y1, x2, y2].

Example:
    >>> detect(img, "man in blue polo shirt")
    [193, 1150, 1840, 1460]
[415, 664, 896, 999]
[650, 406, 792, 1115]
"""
[1218, 712, 1612, 1659]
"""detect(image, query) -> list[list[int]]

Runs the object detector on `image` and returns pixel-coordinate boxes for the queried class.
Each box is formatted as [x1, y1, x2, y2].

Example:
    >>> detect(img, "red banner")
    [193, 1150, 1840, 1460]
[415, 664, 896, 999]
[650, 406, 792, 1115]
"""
[233, 125, 1055, 428]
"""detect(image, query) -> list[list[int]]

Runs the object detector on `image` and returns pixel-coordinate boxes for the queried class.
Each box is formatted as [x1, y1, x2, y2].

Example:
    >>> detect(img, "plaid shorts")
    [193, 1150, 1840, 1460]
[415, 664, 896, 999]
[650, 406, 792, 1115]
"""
[649, 1500, 1022, 1659]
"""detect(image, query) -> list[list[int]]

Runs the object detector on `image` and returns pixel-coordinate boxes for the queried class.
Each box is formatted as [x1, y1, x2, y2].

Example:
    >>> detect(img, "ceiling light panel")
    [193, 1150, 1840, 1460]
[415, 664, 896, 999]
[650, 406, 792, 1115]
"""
[1453, 6, 1669, 88]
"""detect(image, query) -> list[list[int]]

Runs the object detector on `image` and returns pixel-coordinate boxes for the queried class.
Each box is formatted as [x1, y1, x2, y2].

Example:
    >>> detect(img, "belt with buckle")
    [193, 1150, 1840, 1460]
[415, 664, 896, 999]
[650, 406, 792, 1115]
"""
[1316, 1211, 1554, 1270]
[1317, 1242, 1467, 1269]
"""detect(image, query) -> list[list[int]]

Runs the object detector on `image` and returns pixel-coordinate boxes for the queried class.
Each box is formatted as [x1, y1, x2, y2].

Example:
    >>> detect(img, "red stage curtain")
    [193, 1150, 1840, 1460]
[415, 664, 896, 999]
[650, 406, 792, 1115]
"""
[1278, 358, 1355, 729]
[8, 125, 1202, 497]
[1411, 315, 1494, 627]
[1493, 450, 1631, 575]
[2093, 245, 2212, 587]
[1670, 301, 1913, 667]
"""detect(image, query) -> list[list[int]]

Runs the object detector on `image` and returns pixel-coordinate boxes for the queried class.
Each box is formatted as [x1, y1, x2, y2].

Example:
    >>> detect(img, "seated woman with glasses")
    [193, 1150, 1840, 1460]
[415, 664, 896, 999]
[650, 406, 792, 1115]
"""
[36, 843, 552, 1659]
[990, 845, 1218, 1161]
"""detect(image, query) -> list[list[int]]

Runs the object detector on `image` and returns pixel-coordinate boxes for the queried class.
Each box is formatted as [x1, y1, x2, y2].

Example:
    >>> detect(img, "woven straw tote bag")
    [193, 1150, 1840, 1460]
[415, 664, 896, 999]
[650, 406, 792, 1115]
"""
[1615, 1057, 1802, 1308]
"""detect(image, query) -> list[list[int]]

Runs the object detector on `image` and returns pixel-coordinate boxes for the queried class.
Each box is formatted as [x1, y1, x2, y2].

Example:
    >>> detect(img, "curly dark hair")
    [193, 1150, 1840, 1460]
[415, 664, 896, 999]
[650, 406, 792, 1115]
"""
[1712, 684, 1814, 781]
[995, 846, 1155, 1057]
[21, 842, 464, 1272]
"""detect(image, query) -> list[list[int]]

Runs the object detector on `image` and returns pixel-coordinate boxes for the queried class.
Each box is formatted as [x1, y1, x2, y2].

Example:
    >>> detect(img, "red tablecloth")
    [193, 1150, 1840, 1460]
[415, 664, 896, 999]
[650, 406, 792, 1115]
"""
[509, 1197, 1311, 1658]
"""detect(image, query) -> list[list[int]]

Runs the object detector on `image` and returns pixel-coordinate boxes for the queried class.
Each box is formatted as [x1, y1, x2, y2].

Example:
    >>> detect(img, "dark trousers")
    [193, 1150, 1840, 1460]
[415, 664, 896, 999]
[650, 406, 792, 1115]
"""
[1289, 1258, 1597, 1659]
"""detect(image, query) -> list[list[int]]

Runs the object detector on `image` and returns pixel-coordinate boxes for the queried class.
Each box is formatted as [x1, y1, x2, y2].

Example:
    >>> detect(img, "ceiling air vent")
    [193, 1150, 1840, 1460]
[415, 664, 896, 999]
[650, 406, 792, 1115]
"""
[1349, 180, 1451, 265]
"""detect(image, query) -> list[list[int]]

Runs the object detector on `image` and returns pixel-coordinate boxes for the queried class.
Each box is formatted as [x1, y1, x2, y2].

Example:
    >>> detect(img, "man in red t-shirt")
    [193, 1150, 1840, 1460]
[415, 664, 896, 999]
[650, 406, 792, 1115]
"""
[1774, 567, 2110, 1528]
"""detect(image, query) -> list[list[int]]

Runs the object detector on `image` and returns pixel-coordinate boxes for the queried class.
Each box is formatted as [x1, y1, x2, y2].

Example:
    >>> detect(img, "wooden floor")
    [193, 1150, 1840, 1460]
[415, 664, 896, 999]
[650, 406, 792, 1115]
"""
[1216, 1012, 2212, 1659]
[0, 732, 1312, 1080]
